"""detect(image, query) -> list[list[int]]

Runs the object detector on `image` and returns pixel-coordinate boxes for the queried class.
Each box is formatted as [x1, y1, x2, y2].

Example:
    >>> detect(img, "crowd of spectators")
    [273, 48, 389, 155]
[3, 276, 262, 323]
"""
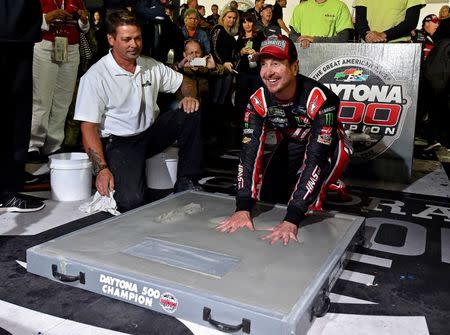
[28, 0, 450, 157]
[2, 0, 449, 213]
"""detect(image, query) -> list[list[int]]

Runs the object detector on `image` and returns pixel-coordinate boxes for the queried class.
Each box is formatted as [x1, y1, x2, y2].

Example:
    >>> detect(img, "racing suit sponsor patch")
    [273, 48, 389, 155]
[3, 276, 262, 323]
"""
[244, 110, 251, 123]
[324, 113, 334, 126]
[306, 87, 326, 119]
[303, 165, 321, 200]
[242, 137, 251, 144]
[237, 164, 244, 189]
[319, 106, 336, 114]
[268, 107, 288, 128]
[250, 88, 267, 117]
[317, 126, 333, 145]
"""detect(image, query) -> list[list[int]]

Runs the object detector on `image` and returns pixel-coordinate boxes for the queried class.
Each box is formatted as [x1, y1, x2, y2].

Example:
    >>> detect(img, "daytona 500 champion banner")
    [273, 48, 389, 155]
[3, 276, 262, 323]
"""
[297, 43, 421, 183]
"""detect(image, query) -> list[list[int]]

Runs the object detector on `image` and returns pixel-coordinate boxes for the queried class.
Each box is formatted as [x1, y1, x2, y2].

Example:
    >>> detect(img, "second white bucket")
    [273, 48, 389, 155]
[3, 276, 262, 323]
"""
[146, 147, 179, 189]
[49, 152, 93, 201]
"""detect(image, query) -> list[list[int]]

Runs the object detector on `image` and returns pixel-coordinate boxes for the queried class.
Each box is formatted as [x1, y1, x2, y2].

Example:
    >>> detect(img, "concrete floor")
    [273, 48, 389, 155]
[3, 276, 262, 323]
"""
[2, 146, 449, 335]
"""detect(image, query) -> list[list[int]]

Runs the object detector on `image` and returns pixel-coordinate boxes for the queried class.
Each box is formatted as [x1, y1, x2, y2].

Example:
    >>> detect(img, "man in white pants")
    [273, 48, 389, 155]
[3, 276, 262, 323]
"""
[28, 0, 89, 163]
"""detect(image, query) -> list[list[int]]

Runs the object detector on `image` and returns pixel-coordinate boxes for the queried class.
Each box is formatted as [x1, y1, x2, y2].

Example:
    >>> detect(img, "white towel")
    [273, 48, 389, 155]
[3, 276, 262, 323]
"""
[79, 191, 120, 216]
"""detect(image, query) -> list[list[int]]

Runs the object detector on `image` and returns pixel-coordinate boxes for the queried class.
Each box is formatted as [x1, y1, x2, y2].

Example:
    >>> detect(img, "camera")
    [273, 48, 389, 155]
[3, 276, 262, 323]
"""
[248, 54, 257, 68]
[190, 57, 207, 67]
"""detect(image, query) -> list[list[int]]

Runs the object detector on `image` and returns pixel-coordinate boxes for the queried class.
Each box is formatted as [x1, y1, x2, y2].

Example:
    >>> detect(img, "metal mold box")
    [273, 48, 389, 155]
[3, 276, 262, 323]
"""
[26, 191, 365, 335]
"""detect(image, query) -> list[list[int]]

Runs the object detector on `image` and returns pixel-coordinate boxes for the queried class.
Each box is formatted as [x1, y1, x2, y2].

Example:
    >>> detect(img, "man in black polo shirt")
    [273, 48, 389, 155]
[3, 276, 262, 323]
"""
[270, 0, 290, 34]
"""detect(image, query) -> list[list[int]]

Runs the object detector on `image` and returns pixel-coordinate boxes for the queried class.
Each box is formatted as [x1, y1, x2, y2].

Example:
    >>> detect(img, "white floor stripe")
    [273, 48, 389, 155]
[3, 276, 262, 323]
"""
[0, 300, 127, 335]
[15, 260, 27, 269]
[178, 319, 228, 335]
[0, 300, 430, 335]
[329, 293, 377, 305]
[308, 313, 429, 335]
[339, 270, 375, 286]
[441, 228, 450, 264]
[350, 252, 392, 268]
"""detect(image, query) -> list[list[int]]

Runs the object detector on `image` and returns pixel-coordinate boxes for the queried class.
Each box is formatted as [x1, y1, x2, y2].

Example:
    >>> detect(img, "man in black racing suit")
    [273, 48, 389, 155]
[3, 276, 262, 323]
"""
[217, 34, 352, 245]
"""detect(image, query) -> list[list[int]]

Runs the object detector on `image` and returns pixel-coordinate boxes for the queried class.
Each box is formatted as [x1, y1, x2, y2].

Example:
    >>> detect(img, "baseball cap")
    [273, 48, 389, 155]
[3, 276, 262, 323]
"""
[254, 35, 298, 62]
[423, 14, 439, 25]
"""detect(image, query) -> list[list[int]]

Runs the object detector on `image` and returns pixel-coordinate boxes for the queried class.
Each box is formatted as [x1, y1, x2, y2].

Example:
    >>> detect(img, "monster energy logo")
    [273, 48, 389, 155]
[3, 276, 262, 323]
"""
[324, 113, 334, 125]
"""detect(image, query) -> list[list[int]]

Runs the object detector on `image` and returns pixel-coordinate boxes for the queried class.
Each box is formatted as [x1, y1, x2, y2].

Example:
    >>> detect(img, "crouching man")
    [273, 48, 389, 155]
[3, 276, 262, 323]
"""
[75, 10, 203, 211]
[217, 35, 351, 245]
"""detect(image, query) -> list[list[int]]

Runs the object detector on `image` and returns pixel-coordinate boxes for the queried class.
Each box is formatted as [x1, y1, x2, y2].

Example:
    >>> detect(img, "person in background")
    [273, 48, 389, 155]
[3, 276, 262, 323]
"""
[28, 0, 89, 163]
[206, 4, 220, 27]
[186, 0, 198, 11]
[289, 0, 353, 48]
[177, 39, 226, 101]
[353, 0, 426, 43]
[411, 14, 440, 60]
[210, 6, 240, 150]
[247, 0, 265, 22]
[93, 10, 102, 30]
[230, 0, 245, 20]
[165, 3, 176, 21]
[179, 3, 189, 23]
[91, 10, 109, 62]
[175, 39, 227, 99]
[74, 10, 203, 211]
[0, 0, 46, 212]
[413, 14, 440, 148]
[135, 0, 184, 64]
[433, 7, 450, 42]
[179, 0, 198, 26]
[234, 12, 265, 121]
[197, 5, 213, 31]
[217, 35, 351, 245]
[256, 4, 282, 37]
[197, 6, 206, 18]
[134, 0, 165, 21]
[439, 5, 450, 20]
[210, 6, 239, 81]
[176, 39, 228, 145]
[270, 0, 290, 35]
[182, 8, 211, 54]
[419, 10, 450, 152]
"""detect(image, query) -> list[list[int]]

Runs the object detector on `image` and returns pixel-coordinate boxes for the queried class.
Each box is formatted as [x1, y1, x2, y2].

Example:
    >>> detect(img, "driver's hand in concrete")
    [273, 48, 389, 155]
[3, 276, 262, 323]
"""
[216, 210, 254, 233]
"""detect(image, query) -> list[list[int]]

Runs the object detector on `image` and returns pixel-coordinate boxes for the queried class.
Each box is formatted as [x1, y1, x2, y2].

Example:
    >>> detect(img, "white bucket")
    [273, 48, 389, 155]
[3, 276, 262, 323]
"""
[146, 147, 179, 189]
[49, 152, 93, 201]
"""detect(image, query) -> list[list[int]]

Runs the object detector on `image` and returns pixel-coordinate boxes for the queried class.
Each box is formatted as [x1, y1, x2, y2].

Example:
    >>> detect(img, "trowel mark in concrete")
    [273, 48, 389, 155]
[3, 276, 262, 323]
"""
[155, 203, 203, 223]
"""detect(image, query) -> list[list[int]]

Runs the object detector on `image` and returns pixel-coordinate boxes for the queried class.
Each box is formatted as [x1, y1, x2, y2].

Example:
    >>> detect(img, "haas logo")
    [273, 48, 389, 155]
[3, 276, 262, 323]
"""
[303, 166, 321, 200]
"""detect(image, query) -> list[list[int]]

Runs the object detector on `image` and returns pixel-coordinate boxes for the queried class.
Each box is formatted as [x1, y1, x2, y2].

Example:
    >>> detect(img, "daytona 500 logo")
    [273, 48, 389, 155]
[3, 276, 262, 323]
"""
[310, 57, 411, 160]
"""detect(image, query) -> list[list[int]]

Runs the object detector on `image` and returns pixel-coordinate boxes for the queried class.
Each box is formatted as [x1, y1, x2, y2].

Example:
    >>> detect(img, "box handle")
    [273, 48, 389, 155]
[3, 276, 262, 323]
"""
[311, 291, 330, 320]
[52, 264, 85, 284]
[354, 231, 366, 248]
[203, 307, 251, 333]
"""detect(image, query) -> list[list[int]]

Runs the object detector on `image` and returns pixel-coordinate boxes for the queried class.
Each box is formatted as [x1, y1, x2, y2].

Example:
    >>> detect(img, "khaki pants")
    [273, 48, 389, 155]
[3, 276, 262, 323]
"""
[29, 40, 80, 155]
